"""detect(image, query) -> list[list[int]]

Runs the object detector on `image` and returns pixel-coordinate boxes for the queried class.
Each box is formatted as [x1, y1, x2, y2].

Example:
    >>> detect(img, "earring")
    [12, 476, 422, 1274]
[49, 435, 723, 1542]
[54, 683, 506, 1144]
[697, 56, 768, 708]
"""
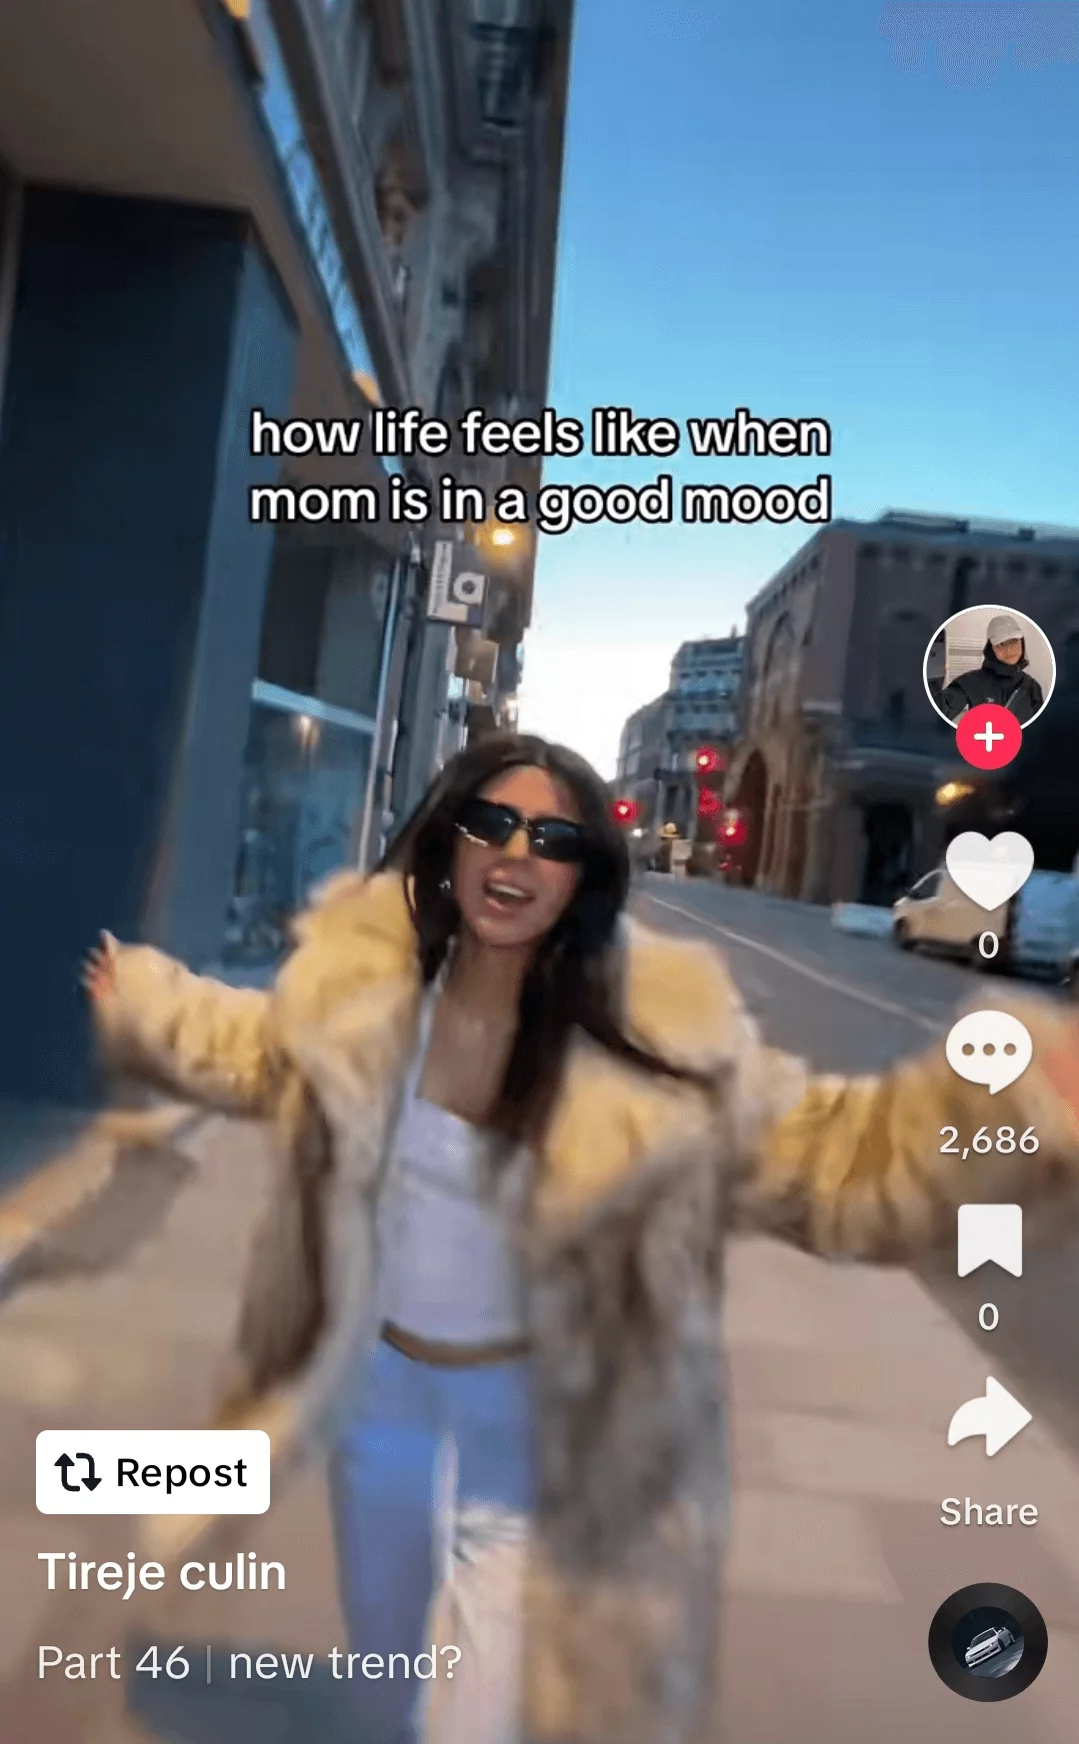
[440, 876, 453, 894]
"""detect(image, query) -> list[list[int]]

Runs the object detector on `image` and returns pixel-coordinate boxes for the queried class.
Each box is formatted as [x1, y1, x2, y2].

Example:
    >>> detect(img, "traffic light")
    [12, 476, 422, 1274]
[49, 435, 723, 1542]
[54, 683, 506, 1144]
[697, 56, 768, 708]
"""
[611, 797, 639, 826]
[694, 746, 725, 775]
[719, 809, 747, 847]
[697, 788, 721, 817]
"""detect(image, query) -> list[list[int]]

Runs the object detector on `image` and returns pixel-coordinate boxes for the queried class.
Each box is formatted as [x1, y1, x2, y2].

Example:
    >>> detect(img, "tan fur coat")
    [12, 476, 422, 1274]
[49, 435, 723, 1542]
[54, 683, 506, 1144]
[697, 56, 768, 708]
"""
[98, 871, 1079, 1744]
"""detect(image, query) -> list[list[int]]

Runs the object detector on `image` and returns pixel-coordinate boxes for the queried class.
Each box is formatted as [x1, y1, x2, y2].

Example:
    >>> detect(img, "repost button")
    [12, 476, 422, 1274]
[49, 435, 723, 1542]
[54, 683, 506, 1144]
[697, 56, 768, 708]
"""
[36, 1430, 271, 1514]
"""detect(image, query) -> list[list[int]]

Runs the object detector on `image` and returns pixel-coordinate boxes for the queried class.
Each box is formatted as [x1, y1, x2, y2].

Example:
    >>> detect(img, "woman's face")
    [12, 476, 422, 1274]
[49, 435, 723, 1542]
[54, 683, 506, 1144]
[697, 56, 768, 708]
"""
[451, 764, 585, 952]
[993, 637, 1023, 666]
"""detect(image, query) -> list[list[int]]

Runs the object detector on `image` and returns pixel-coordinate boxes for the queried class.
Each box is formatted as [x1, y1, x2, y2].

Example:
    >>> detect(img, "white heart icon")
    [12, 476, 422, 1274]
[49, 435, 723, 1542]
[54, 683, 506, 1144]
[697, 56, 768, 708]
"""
[945, 832, 1034, 912]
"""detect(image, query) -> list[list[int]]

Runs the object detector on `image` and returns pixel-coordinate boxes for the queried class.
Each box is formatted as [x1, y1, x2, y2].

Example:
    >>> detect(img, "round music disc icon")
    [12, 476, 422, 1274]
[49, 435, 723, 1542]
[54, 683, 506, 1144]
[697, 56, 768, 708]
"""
[955, 704, 1023, 771]
[928, 1582, 1048, 1700]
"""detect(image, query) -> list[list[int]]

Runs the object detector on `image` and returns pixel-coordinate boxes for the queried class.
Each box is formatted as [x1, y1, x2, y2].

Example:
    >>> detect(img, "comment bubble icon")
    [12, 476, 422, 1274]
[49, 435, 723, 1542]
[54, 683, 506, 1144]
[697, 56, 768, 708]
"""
[945, 1012, 1033, 1095]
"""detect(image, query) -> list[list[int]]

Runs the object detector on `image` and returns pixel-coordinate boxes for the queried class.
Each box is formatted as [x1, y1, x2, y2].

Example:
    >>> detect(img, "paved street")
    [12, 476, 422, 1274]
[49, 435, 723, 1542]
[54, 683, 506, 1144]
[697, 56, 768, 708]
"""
[3, 879, 1079, 1740]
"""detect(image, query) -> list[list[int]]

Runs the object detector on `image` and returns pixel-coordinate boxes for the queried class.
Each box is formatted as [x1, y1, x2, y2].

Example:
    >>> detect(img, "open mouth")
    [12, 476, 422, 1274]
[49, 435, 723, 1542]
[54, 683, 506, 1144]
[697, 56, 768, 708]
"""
[482, 874, 535, 913]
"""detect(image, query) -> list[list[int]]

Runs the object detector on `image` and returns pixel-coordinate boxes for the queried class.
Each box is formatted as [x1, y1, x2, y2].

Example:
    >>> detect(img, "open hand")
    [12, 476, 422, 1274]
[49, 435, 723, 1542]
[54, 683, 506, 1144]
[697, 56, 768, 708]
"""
[81, 932, 119, 1004]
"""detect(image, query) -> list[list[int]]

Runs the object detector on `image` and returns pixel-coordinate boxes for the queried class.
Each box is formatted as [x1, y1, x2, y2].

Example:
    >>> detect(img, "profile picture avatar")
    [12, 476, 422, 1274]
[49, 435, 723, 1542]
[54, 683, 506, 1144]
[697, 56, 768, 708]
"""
[923, 605, 1055, 729]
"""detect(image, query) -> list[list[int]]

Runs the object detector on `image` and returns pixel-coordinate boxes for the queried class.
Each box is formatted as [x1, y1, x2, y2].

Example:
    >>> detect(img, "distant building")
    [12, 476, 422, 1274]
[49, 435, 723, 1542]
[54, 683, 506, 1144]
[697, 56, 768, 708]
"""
[726, 512, 1079, 906]
[616, 633, 743, 840]
[664, 636, 742, 828]
[616, 696, 670, 836]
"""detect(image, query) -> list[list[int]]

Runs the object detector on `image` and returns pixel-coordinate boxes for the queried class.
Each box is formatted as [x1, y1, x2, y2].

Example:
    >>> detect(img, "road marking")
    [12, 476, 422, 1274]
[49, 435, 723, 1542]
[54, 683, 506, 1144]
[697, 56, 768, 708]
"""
[642, 892, 942, 1035]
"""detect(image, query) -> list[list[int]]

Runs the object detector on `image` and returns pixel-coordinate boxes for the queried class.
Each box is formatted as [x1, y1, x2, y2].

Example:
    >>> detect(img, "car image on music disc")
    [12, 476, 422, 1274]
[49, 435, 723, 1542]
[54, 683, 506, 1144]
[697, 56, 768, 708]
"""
[965, 1626, 1017, 1671]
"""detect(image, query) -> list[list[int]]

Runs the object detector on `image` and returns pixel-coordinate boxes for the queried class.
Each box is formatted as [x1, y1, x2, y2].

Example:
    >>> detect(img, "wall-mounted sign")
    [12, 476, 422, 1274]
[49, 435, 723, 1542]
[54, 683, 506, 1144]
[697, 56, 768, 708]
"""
[454, 629, 499, 688]
[427, 541, 489, 626]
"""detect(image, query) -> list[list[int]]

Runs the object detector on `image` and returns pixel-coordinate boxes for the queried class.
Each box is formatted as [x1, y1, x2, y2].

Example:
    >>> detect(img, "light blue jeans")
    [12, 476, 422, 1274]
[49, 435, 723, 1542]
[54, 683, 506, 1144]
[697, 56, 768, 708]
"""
[330, 1340, 535, 1744]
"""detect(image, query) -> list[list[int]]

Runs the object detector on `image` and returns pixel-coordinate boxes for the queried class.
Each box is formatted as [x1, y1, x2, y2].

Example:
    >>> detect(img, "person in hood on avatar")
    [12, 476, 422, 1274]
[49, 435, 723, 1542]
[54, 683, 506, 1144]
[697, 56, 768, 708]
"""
[940, 612, 1045, 724]
[83, 733, 1079, 1744]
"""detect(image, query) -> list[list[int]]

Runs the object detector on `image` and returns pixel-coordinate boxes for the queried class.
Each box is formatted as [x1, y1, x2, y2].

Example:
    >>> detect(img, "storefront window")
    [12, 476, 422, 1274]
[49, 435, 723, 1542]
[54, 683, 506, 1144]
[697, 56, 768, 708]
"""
[222, 685, 373, 967]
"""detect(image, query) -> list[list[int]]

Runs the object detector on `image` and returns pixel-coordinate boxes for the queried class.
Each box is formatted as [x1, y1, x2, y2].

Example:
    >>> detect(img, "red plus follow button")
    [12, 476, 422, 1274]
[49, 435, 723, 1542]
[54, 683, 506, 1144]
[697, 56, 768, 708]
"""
[955, 703, 1023, 771]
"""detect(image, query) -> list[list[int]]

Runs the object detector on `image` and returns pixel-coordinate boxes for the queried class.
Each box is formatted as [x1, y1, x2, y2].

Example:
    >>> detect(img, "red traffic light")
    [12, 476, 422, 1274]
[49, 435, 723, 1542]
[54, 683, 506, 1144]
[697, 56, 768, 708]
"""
[697, 788, 721, 817]
[719, 810, 747, 847]
[611, 797, 639, 826]
[694, 746, 726, 775]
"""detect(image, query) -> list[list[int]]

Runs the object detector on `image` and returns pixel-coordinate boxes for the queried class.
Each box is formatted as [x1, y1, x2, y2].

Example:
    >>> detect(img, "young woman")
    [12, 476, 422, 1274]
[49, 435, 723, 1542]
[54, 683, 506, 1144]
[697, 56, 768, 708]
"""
[85, 732, 1079, 1744]
[939, 611, 1045, 722]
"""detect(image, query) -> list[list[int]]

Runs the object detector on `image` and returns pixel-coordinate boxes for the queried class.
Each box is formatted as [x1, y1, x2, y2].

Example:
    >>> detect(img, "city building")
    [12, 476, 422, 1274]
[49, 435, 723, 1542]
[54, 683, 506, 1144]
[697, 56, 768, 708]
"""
[381, 0, 574, 825]
[726, 512, 1079, 906]
[616, 634, 743, 840]
[616, 695, 671, 834]
[0, 0, 572, 1106]
[662, 635, 743, 834]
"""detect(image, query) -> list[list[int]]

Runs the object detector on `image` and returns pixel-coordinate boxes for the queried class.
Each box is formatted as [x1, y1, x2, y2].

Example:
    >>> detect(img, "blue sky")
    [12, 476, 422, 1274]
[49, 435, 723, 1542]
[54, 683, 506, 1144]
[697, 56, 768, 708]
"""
[516, 0, 1079, 774]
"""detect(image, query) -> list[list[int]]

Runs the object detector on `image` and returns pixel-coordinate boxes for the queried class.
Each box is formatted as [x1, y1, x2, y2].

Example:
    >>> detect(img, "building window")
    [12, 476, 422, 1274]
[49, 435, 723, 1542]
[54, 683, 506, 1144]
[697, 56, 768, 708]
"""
[225, 690, 373, 968]
[762, 612, 795, 678]
[949, 555, 977, 617]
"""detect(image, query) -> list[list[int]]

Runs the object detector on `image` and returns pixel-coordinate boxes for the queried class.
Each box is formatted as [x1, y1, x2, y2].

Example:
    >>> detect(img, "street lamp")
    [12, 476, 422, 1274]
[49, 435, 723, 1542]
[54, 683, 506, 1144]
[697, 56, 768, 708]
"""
[471, 519, 521, 555]
[936, 780, 976, 807]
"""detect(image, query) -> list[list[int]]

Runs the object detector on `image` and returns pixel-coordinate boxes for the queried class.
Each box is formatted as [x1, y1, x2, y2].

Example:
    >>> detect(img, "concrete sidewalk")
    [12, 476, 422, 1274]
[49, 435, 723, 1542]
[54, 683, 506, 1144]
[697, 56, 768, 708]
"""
[720, 1237, 1079, 1743]
[3, 1118, 1079, 1741]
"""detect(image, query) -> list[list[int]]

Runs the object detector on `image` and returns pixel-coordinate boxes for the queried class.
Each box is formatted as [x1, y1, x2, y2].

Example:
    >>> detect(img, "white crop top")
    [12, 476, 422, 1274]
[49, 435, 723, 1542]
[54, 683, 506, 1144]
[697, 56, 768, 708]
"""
[375, 1069, 532, 1345]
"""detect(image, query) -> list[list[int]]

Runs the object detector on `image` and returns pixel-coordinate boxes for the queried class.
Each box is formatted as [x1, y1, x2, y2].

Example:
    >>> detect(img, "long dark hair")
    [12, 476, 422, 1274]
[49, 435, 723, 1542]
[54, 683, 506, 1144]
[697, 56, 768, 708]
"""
[379, 733, 707, 1145]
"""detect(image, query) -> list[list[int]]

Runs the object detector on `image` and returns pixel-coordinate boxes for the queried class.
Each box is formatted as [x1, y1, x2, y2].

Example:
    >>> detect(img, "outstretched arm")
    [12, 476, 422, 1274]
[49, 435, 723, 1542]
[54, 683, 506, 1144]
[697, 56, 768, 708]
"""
[729, 992, 1079, 1261]
[85, 933, 279, 1115]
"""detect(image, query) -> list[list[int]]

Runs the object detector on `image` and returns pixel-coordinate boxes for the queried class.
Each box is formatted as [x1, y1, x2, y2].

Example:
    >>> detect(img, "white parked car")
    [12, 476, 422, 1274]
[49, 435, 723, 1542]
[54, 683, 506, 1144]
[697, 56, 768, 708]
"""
[894, 866, 1079, 980]
[892, 868, 1007, 965]
[965, 1625, 1015, 1668]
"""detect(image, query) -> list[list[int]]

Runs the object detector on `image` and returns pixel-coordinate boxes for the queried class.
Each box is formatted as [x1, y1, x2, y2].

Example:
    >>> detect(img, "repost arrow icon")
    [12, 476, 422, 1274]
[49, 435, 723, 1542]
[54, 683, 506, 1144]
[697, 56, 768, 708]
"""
[947, 1377, 1032, 1457]
[54, 1452, 102, 1492]
[55, 1454, 80, 1493]
[76, 1453, 101, 1491]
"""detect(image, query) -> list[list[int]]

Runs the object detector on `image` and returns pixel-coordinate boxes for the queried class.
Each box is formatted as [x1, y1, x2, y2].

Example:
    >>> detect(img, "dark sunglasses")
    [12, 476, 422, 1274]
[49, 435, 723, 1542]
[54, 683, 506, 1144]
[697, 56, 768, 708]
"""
[455, 796, 589, 864]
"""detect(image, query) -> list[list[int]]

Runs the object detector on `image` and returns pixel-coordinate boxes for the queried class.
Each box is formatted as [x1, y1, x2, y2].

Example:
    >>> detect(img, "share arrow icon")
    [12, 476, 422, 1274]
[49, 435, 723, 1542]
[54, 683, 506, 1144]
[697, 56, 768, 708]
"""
[947, 1378, 1032, 1457]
